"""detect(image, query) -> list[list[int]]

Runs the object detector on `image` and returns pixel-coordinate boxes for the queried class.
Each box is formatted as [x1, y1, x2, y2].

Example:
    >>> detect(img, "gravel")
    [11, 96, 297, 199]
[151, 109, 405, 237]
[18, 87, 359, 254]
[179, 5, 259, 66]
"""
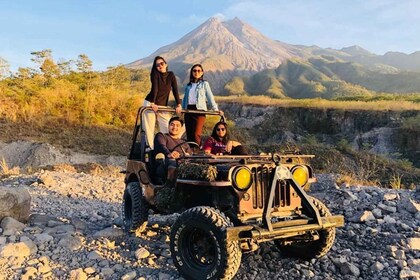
[0, 144, 419, 280]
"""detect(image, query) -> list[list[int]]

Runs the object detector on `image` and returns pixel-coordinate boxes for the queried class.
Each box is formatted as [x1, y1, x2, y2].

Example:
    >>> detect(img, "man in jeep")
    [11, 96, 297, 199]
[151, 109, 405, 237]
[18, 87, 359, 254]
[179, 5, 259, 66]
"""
[153, 116, 192, 187]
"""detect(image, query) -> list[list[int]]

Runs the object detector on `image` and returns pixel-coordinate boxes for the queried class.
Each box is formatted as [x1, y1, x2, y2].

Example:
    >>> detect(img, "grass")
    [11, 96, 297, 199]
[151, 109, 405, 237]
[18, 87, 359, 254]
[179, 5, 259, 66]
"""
[0, 157, 20, 177]
[216, 96, 420, 111]
[0, 118, 131, 156]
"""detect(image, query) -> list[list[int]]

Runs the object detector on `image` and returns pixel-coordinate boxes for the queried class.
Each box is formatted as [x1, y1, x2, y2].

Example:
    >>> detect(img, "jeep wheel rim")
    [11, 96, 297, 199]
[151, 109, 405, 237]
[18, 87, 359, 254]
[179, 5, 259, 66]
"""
[184, 227, 217, 267]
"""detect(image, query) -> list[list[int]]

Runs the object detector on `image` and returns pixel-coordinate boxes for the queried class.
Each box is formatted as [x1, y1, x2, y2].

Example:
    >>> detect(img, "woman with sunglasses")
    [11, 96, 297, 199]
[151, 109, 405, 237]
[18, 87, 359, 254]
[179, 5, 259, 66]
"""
[203, 121, 247, 155]
[143, 56, 182, 149]
[182, 64, 222, 146]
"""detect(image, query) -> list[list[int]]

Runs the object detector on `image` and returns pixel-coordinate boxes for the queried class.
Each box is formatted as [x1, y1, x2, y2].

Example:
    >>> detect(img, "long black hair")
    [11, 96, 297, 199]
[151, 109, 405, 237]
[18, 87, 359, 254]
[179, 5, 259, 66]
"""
[188, 64, 205, 85]
[151, 56, 167, 76]
[210, 121, 230, 145]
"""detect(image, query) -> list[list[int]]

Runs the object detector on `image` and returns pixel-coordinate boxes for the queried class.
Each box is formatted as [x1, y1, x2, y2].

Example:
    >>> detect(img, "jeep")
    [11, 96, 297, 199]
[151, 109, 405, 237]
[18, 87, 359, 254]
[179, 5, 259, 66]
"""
[122, 106, 344, 280]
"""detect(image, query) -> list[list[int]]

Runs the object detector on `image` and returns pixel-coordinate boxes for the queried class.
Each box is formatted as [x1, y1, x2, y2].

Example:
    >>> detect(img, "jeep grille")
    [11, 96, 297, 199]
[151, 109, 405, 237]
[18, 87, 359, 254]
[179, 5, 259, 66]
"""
[251, 166, 291, 209]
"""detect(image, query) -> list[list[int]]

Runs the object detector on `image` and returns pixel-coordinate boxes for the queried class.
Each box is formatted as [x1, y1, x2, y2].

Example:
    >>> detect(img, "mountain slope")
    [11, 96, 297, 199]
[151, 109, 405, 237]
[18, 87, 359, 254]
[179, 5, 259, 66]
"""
[126, 17, 305, 91]
[126, 17, 420, 95]
[223, 57, 420, 98]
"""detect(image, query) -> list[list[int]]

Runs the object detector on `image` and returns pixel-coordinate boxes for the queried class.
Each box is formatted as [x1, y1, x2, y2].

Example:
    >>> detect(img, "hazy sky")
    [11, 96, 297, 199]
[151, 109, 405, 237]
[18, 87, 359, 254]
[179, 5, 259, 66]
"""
[1, 0, 419, 71]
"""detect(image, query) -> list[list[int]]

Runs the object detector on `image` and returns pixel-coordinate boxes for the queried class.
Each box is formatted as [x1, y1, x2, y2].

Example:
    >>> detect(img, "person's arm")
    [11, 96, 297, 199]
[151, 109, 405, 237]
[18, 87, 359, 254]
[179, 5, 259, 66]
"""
[150, 72, 159, 104]
[150, 72, 159, 112]
[181, 85, 188, 109]
[170, 72, 182, 114]
[154, 133, 172, 158]
[170, 72, 181, 105]
[204, 81, 218, 111]
[202, 137, 214, 154]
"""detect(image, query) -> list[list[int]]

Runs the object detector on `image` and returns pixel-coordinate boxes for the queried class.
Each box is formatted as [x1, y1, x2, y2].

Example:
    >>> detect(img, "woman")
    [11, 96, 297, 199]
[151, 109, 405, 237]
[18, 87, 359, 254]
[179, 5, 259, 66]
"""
[143, 56, 182, 149]
[203, 121, 247, 155]
[182, 64, 221, 147]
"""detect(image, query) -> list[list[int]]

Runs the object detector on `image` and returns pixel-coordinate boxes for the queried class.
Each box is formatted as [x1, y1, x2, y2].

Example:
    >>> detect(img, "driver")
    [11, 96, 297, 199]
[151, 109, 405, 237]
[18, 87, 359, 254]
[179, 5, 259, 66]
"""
[154, 116, 192, 187]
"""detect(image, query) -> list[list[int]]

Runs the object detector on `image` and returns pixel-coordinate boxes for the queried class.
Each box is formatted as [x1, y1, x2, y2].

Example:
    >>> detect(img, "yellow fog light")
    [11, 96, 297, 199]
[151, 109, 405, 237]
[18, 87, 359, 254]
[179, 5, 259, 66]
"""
[291, 165, 309, 187]
[232, 167, 252, 191]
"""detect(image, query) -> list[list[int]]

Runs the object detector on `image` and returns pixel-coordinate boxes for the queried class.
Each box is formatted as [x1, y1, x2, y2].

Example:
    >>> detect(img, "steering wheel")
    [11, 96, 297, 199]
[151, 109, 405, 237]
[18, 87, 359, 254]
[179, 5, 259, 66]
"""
[170, 141, 200, 157]
[272, 153, 281, 166]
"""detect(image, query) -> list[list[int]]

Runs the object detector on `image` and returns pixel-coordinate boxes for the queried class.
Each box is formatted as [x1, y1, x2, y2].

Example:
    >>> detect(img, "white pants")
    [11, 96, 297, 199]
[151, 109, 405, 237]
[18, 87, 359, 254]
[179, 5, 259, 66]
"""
[142, 100, 171, 149]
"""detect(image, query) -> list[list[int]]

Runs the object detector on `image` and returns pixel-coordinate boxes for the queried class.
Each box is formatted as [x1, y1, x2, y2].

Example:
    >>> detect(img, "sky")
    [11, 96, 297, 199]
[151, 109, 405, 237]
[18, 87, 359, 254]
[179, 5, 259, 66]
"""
[1, 0, 419, 72]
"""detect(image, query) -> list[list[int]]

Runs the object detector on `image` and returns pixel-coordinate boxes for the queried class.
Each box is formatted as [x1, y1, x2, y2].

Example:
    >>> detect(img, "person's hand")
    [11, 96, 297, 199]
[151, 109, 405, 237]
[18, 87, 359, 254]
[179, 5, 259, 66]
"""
[226, 141, 233, 153]
[171, 151, 180, 159]
[219, 110, 224, 116]
[175, 104, 182, 115]
[151, 103, 158, 112]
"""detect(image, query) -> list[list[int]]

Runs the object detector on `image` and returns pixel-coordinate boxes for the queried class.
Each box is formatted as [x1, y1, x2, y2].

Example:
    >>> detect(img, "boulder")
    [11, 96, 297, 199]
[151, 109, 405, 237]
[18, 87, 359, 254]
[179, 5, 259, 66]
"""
[0, 186, 31, 222]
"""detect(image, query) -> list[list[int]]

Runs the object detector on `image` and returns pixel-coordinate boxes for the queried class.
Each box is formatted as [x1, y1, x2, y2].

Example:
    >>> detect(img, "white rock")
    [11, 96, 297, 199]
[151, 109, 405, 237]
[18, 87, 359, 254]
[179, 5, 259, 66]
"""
[383, 215, 396, 224]
[407, 237, 420, 250]
[34, 233, 53, 245]
[0, 217, 26, 236]
[84, 267, 96, 274]
[57, 235, 82, 251]
[135, 247, 150, 259]
[0, 186, 31, 222]
[121, 271, 137, 280]
[69, 268, 88, 280]
[87, 250, 102, 260]
[0, 242, 33, 257]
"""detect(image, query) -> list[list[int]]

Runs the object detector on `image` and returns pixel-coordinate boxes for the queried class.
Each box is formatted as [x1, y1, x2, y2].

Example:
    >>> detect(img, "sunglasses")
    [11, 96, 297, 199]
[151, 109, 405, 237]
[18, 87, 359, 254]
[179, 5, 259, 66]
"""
[216, 128, 225, 131]
[192, 69, 202, 73]
[156, 61, 165, 67]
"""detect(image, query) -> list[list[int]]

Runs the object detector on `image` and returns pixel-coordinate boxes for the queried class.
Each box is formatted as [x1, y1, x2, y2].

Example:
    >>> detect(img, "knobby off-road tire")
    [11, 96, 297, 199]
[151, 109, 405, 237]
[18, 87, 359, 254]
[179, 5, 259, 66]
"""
[275, 196, 336, 259]
[123, 182, 149, 234]
[170, 206, 242, 280]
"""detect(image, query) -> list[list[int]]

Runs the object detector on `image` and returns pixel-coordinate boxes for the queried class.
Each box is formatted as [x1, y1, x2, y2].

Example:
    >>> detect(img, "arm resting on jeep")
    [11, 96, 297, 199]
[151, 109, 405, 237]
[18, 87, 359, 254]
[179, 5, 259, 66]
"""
[154, 133, 172, 158]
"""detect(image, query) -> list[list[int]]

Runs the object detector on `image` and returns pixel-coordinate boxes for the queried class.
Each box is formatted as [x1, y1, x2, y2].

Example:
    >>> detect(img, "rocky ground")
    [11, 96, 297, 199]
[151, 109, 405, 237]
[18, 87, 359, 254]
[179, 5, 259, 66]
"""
[0, 141, 419, 280]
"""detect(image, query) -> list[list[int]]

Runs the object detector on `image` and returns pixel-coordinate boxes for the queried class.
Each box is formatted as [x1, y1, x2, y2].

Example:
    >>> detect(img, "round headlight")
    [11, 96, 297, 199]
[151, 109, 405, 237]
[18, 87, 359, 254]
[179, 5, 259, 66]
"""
[291, 165, 309, 187]
[232, 167, 252, 191]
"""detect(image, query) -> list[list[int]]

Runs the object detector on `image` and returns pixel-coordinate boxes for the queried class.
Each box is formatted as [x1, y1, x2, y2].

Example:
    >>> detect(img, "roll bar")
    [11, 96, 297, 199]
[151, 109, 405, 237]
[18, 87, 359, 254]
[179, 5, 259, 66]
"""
[129, 106, 224, 160]
[132, 106, 224, 141]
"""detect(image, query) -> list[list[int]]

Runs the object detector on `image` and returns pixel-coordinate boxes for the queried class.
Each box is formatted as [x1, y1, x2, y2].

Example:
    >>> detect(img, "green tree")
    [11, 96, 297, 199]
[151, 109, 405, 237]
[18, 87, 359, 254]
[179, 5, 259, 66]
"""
[224, 76, 246, 96]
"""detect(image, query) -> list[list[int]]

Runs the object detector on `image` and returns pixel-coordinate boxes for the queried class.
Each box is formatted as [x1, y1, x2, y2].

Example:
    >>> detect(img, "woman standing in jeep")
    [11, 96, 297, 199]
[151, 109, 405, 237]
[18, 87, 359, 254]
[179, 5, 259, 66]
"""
[182, 64, 222, 147]
[143, 56, 182, 149]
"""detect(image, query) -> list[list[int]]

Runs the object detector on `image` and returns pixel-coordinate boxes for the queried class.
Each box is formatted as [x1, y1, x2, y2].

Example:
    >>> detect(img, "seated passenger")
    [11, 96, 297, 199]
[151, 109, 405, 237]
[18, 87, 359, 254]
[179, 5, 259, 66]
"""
[202, 121, 247, 155]
[154, 116, 192, 187]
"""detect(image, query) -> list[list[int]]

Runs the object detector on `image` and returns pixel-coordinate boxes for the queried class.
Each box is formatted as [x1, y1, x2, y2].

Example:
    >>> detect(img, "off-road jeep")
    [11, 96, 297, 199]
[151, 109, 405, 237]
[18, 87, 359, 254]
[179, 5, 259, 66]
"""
[122, 106, 344, 280]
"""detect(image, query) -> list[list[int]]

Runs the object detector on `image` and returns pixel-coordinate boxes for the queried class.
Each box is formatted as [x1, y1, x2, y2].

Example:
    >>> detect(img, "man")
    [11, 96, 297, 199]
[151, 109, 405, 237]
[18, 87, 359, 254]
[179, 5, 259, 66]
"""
[154, 116, 192, 187]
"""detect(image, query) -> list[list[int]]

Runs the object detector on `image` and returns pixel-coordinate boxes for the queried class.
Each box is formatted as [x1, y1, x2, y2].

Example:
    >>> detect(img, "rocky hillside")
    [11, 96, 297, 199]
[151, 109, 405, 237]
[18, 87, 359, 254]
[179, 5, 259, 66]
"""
[220, 103, 420, 168]
[0, 142, 419, 279]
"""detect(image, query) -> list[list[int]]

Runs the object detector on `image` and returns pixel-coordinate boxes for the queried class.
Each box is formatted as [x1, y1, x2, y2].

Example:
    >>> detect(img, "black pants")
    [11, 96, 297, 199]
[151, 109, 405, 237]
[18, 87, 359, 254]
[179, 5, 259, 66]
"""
[185, 105, 206, 146]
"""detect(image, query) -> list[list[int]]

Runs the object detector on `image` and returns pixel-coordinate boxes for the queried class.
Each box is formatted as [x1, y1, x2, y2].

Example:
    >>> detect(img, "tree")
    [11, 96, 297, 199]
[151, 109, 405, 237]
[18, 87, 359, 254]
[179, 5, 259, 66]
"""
[57, 59, 73, 75]
[76, 54, 93, 73]
[0, 57, 11, 79]
[31, 49, 53, 68]
[30, 49, 59, 85]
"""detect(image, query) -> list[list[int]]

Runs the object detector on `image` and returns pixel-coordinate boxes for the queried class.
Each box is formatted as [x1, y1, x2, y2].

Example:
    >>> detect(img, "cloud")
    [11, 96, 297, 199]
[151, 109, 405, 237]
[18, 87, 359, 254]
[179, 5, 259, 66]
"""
[220, 0, 420, 54]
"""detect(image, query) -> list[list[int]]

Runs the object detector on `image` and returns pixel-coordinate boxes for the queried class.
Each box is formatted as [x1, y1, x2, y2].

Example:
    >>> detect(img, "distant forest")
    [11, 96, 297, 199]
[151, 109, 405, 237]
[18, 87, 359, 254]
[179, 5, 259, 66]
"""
[0, 50, 151, 129]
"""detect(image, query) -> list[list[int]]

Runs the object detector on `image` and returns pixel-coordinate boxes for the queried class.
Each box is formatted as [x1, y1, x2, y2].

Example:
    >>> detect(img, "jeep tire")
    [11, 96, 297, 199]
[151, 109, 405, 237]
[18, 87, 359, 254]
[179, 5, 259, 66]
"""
[275, 196, 336, 259]
[123, 182, 149, 233]
[170, 206, 241, 280]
